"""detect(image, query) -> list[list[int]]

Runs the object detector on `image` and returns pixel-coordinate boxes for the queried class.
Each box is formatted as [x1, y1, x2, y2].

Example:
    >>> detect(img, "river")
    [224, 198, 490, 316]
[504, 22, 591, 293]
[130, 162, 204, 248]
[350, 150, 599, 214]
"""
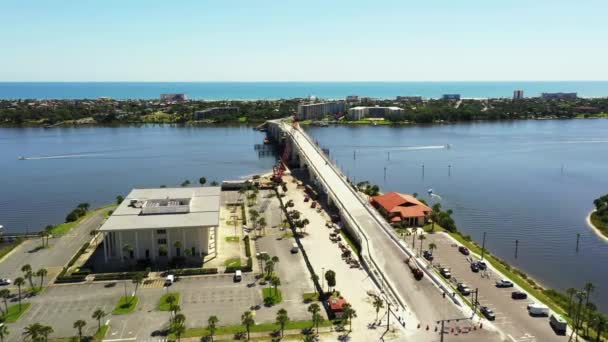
[1, 120, 607, 309]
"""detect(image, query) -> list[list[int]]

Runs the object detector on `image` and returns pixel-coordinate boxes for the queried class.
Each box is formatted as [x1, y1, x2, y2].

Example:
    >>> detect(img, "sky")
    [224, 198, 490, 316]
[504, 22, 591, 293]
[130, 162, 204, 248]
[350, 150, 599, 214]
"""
[1, 0, 607, 82]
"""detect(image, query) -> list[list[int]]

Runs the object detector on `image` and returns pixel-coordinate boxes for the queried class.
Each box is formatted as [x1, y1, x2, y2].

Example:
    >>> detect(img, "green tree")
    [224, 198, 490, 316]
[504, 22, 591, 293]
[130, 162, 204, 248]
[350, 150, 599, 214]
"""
[324, 270, 336, 293]
[14, 277, 25, 310]
[257, 217, 267, 236]
[276, 309, 289, 337]
[595, 313, 606, 342]
[308, 303, 321, 332]
[92, 309, 107, 331]
[342, 303, 357, 332]
[116, 195, 124, 204]
[36, 268, 48, 289]
[22, 323, 43, 341]
[312, 311, 324, 335]
[181, 180, 191, 187]
[428, 242, 437, 264]
[566, 287, 577, 316]
[418, 234, 426, 256]
[210, 180, 219, 186]
[207, 315, 219, 342]
[77, 202, 90, 211]
[22, 264, 34, 289]
[241, 310, 255, 341]
[271, 276, 281, 296]
[0, 289, 9, 316]
[132, 273, 144, 303]
[372, 296, 384, 322]
[40, 325, 53, 342]
[199, 177, 207, 186]
[584, 282, 595, 336]
[173, 322, 185, 341]
[73, 320, 86, 341]
[0, 322, 8, 342]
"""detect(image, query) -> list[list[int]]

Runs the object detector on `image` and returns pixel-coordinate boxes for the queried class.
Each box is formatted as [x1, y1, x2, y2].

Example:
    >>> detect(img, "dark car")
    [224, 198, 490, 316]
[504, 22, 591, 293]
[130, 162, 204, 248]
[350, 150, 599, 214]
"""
[480, 306, 496, 321]
[470, 262, 480, 272]
[496, 279, 514, 288]
[304, 196, 310, 202]
[477, 261, 487, 270]
[457, 283, 471, 296]
[511, 291, 528, 300]
[458, 246, 470, 255]
[423, 250, 434, 261]
[440, 268, 452, 279]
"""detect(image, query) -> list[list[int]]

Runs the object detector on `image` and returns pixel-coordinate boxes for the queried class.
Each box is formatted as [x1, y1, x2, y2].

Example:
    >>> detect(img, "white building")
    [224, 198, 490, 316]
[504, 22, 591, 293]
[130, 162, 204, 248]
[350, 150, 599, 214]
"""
[99, 187, 220, 263]
[347, 106, 404, 120]
[297, 101, 346, 120]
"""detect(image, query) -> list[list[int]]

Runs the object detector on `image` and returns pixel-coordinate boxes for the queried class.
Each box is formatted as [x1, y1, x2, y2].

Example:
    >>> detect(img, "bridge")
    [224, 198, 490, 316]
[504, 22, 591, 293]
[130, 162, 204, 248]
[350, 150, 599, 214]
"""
[266, 119, 469, 327]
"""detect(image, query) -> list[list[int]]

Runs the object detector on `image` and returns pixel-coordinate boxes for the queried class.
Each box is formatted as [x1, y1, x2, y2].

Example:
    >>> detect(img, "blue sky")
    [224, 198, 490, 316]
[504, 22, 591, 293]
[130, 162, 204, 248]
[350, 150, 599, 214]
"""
[1, 0, 607, 81]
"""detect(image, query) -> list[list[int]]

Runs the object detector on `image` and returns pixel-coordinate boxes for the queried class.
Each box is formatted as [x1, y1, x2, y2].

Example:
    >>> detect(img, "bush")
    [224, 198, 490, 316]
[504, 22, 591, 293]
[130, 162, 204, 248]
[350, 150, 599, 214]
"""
[174, 268, 218, 276]
[93, 271, 149, 281]
[243, 236, 252, 257]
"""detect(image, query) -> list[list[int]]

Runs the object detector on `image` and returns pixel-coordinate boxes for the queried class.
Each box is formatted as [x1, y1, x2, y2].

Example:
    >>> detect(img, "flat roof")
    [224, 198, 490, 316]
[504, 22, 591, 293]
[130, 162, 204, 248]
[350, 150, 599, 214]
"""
[100, 187, 220, 232]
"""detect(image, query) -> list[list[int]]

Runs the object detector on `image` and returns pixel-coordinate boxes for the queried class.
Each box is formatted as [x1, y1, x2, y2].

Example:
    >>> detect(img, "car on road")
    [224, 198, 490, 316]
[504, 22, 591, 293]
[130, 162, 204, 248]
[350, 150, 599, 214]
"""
[423, 250, 434, 261]
[440, 268, 451, 279]
[234, 270, 242, 282]
[304, 196, 310, 202]
[511, 291, 528, 300]
[458, 246, 470, 255]
[470, 262, 480, 272]
[480, 306, 496, 321]
[496, 279, 514, 288]
[457, 283, 471, 296]
[290, 243, 299, 253]
[0, 279, 11, 286]
[164, 274, 174, 286]
[477, 261, 487, 270]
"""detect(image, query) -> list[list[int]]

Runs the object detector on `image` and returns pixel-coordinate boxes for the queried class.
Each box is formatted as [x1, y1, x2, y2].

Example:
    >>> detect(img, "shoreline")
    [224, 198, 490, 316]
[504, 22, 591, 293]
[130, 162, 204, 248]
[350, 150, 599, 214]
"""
[586, 209, 608, 242]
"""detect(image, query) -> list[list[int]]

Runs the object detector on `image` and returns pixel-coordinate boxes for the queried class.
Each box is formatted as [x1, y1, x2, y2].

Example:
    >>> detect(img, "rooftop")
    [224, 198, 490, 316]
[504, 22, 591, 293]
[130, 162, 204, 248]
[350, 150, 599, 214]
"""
[100, 187, 220, 232]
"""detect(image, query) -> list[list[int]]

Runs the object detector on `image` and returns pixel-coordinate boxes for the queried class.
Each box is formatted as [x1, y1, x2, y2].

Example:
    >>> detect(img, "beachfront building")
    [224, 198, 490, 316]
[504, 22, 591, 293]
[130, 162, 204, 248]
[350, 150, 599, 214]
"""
[370, 192, 431, 227]
[347, 106, 404, 120]
[99, 187, 220, 263]
[345, 95, 359, 103]
[442, 94, 461, 101]
[513, 90, 525, 99]
[160, 93, 187, 102]
[297, 101, 346, 120]
[541, 92, 577, 100]
[396, 96, 423, 102]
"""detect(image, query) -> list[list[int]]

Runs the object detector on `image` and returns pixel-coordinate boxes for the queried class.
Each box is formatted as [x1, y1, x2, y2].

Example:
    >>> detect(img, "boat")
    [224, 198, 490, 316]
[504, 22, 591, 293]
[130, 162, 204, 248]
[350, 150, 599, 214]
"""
[427, 188, 433, 195]
[17, 156, 25, 160]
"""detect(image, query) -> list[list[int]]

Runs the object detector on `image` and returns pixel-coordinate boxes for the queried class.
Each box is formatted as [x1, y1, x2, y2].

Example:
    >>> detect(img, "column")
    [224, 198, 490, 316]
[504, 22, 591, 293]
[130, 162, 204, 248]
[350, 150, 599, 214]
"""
[214, 226, 219, 256]
[118, 232, 123, 261]
[151, 230, 156, 261]
[167, 230, 172, 258]
[135, 231, 139, 259]
[103, 233, 108, 263]
[197, 228, 202, 256]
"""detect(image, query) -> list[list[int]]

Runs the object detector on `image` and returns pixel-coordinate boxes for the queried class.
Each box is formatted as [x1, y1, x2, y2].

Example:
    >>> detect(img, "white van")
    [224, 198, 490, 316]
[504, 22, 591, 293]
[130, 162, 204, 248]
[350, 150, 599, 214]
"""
[164, 274, 175, 286]
[234, 270, 242, 282]
[291, 243, 299, 253]
[527, 303, 549, 316]
[549, 314, 567, 335]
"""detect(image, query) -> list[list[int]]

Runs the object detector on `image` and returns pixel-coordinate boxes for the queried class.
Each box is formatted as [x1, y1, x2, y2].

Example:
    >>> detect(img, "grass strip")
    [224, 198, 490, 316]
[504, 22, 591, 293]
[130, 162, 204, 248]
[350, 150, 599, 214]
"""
[157, 292, 180, 311]
[112, 296, 139, 315]
[172, 319, 332, 339]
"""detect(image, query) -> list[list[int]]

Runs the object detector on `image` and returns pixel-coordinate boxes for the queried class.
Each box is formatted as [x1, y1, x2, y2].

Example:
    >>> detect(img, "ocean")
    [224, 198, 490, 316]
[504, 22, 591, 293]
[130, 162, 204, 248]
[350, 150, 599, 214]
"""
[0, 81, 608, 100]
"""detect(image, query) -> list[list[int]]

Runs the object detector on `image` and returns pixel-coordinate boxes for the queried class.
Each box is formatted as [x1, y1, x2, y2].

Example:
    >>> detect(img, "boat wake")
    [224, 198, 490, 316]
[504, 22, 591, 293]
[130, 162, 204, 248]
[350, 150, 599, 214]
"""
[395, 145, 449, 151]
[18, 154, 99, 160]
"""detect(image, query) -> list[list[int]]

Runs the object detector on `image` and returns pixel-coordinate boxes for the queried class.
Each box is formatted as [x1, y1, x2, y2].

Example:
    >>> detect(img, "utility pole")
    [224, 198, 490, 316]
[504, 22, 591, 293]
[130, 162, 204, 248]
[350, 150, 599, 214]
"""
[576, 233, 580, 253]
[515, 239, 519, 259]
[472, 288, 479, 313]
[386, 302, 391, 333]
[440, 320, 445, 342]
[383, 166, 387, 181]
[480, 232, 487, 261]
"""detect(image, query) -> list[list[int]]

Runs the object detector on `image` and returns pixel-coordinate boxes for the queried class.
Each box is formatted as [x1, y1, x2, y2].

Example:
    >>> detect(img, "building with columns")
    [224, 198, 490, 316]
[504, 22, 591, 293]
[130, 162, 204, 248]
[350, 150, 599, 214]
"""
[99, 187, 220, 263]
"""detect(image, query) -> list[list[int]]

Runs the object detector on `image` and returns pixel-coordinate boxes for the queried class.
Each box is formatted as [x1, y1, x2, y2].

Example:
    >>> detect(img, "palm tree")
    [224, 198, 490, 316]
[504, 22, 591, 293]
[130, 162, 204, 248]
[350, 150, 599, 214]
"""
[0, 289, 10, 316]
[131, 273, 144, 303]
[173, 322, 185, 341]
[308, 303, 321, 332]
[566, 287, 577, 316]
[199, 177, 207, 186]
[14, 277, 25, 310]
[265, 260, 275, 278]
[342, 303, 357, 332]
[276, 309, 289, 337]
[92, 309, 107, 331]
[22, 323, 43, 341]
[324, 270, 336, 293]
[584, 282, 595, 336]
[271, 256, 280, 267]
[0, 324, 8, 342]
[257, 217, 267, 236]
[73, 320, 86, 341]
[241, 310, 255, 341]
[210, 180, 219, 186]
[207, 315, 219, 342]
[372, 296, 384, 322]
[39, 325, 53, 342]
[36, 268, 48, 289]
[312, 311, 324, 335]
[21, 264, 34, 289]
[301, 218, 310, 233]
[271, 276, 281, 296]
[595, 313, 606, 342]
[418, 235, 426, 256]
[430, 203, 441, 232]
[311, 274, 319, 295]
[174, 313, 186, 325]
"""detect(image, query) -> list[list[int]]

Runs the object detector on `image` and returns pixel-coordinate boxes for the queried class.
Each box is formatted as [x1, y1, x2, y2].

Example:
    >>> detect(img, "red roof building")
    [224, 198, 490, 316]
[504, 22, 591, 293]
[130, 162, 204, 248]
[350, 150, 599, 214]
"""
[328, 297, 347, 318]
[370, 192, 431, 227]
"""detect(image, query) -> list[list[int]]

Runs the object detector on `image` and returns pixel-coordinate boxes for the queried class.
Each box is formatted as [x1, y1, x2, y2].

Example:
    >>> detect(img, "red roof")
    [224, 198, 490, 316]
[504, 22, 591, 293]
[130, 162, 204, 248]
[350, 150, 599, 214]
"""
[329, 298, 347, 311]
[371, 192, 431, 218]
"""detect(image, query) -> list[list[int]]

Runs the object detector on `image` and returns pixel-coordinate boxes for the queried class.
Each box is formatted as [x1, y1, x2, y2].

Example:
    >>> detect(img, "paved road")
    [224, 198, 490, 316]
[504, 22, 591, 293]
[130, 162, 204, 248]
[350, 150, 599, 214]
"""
[0, 209, 107, 288]
[282, 122, 467, 327]
[426, 233, 570, 342]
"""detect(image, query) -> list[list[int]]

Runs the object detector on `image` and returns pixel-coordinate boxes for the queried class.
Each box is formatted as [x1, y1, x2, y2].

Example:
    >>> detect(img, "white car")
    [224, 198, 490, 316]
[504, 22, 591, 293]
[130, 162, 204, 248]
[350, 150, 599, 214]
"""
[0, 279, 11, 286]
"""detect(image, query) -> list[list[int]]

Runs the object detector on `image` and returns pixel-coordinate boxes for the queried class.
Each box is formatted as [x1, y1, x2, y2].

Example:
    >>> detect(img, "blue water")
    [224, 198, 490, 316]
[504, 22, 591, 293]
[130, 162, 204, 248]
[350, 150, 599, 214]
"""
[1, 81, 608, 100]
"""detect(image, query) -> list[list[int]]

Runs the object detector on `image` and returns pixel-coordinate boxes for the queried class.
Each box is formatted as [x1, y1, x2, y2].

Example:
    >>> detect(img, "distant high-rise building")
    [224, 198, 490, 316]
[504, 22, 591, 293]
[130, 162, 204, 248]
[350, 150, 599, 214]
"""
[345, 95, 359, 103]
[442, 94, 461, 101]
[513, 90, 524, 99]
[347, 106, 404, 120]
[396, 96, 422, 102]
[541, 92, 577, 100]
[160, 93, 187, 102]
[297, 101, 346, 120]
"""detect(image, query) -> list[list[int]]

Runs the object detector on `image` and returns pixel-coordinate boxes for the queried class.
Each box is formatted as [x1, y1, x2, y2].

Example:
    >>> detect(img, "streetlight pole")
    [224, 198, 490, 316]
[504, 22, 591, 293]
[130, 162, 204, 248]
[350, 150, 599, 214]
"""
[386, 302, 391, 333]
[321, 267, 325, 293]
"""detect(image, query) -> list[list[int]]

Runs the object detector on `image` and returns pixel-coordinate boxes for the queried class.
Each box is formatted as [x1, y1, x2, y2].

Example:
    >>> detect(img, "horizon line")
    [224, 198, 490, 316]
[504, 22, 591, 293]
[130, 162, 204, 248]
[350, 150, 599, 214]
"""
[1, 80, 608, 83]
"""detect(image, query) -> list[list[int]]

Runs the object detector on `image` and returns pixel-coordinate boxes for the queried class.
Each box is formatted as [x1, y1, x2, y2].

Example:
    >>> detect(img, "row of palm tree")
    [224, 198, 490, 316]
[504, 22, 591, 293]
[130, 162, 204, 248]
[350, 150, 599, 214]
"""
[21, 264, 48, 291]
[566, 282, 606, 341]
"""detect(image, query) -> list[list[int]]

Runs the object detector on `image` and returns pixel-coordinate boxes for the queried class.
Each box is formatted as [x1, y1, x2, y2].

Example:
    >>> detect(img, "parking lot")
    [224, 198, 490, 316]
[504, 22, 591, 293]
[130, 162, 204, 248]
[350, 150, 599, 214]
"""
[426, 232, 570, 342]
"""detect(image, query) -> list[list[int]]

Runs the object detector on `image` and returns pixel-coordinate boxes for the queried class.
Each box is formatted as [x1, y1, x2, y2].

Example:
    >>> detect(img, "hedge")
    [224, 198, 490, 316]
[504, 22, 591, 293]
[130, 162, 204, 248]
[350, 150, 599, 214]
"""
[243, 236, 252, 257]
[54, 242, 91, 284]
[93, 271, 149, 281]
[174, 268, 218, 276]
[226, 258, 253, 273]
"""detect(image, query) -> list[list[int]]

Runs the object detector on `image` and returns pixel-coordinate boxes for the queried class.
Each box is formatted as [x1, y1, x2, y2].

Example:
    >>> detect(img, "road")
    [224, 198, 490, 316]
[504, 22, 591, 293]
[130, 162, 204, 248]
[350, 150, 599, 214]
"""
[0, 209, 107, 288]
[426, 233, 570, 342]
[282, 123, 488, 330]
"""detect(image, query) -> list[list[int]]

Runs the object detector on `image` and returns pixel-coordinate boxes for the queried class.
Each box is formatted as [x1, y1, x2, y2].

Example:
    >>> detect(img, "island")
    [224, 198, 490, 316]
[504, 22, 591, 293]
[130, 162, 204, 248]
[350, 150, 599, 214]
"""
[590, 194, 608, 239]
